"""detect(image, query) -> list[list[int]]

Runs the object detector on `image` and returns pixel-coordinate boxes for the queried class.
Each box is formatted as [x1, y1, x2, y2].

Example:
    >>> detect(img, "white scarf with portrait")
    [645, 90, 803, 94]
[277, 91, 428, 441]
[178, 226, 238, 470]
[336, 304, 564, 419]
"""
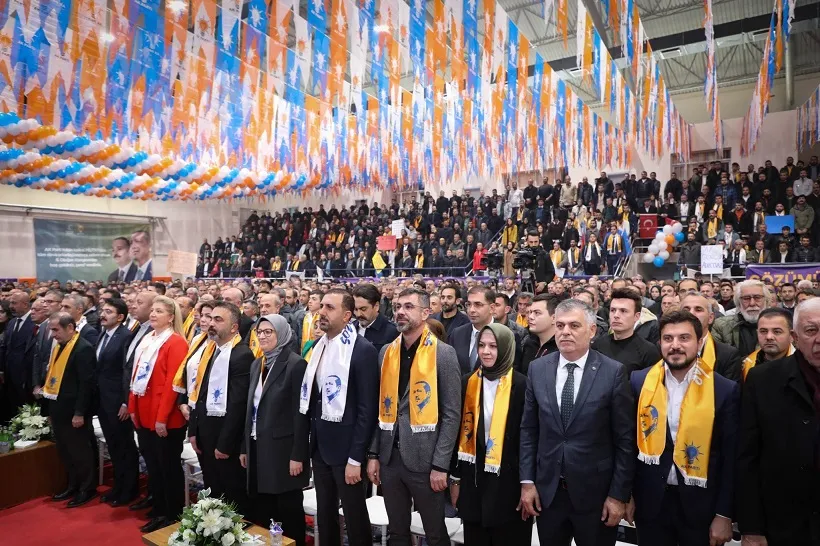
[299, 323, 357, 422]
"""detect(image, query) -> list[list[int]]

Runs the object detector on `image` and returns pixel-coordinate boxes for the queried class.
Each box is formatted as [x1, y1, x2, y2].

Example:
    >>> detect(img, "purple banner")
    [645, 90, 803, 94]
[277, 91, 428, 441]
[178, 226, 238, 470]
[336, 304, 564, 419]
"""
[745, 263, 820, 286]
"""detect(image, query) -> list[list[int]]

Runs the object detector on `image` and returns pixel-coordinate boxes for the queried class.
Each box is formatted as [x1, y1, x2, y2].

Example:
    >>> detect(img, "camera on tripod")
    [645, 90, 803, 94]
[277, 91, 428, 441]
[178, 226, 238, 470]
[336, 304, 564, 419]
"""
[512, 247, 540, 270]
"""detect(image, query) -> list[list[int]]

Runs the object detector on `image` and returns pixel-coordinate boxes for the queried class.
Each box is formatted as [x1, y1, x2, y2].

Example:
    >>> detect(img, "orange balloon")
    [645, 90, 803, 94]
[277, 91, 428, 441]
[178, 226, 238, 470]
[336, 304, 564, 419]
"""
[667, 244, 674, 253]
[665, 234, 675, 245]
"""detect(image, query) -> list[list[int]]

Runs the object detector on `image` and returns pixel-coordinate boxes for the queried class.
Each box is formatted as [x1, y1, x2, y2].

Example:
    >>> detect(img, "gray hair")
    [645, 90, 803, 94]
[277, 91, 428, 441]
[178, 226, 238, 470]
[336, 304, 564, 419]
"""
[733, 280, 772, 309]
[794, 297, 820, 330]
[554, 299, 596, 326]
[62, 293, 86, 312]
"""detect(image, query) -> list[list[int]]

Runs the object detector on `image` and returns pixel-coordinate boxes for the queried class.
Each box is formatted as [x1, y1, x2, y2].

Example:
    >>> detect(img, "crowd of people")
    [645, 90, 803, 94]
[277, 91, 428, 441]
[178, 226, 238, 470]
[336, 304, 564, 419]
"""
[1, 267, 819, 546]
[197, 156, 820, 280]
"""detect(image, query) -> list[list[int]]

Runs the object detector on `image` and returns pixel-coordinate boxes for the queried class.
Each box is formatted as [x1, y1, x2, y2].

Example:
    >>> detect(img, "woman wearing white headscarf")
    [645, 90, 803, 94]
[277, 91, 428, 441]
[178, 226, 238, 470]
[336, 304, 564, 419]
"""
[240, 314, 309, 545]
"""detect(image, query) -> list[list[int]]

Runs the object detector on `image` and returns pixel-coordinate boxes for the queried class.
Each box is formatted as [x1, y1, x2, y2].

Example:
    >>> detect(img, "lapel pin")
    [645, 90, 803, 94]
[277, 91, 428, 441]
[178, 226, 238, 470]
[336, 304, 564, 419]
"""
[591, 366, 597, 371]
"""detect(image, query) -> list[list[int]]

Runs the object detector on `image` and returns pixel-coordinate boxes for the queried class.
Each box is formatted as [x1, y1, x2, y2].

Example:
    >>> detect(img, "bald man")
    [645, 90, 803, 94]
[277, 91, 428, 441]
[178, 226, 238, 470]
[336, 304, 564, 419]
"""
[1, 290, 36, 416]
[221, 287, 253, 340]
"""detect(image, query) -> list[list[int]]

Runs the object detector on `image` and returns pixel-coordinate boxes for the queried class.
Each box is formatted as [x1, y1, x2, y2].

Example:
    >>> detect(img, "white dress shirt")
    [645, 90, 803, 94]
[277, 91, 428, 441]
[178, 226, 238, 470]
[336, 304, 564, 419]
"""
[664, 364, 696, 485]
[556, 351, 589, 410]
[482, 378, 499, 441]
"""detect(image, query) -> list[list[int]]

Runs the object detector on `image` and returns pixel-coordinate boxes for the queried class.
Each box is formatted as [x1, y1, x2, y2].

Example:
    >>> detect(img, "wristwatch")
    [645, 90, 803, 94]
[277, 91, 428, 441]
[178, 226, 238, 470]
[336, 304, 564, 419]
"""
[366, 452, 379, 460]
[448, 476, 461, 486]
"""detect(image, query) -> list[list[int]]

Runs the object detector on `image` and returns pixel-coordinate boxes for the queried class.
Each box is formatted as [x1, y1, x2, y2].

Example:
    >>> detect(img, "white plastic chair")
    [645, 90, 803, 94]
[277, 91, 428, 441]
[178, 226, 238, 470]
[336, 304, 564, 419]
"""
[449, 524, 464, 545]
[409, 511, 461, 543]
[302, 487, 319, 544]
[180, 444, 201, 506]
[339, 495, 389, 546]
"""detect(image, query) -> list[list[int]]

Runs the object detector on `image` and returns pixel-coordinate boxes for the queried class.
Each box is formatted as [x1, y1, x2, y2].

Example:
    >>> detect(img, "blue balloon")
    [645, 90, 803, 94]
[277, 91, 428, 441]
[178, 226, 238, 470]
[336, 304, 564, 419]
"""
[653, 256, 665, 267]
[675, 232, 685, 242]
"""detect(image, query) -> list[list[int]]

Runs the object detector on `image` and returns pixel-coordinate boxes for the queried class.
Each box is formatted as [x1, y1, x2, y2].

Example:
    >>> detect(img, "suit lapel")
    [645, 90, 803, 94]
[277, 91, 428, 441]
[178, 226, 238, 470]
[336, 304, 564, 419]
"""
[543, 358, 563, 431]
[565, 353, 601, 431]
[261, 351, 289, 398]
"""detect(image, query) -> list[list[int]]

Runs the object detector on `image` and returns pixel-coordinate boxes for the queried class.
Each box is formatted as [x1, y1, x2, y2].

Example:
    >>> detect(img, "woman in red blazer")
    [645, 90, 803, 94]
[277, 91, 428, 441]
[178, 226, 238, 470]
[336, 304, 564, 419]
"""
[129, 295, 189, 533]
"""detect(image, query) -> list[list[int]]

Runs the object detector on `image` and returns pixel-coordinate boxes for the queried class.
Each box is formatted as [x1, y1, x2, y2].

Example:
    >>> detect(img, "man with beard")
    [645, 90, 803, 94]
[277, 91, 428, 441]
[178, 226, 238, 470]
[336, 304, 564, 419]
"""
[627, 310, 737, 546]
[740, 308, 796, 381]
[712, 280, 774, 356]
[366, 288, 460, 546]
[680, 293, 744, 382]
[430, 285, 469, 336]
[737, 298, 820, 545]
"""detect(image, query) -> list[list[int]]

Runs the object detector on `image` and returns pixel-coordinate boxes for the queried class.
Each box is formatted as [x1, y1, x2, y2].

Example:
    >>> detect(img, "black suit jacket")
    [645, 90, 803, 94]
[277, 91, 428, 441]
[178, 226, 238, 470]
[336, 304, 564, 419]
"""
[448, 322, 478, 375]
[357, 314, 399, 356]
[241, 350, 310, 495]
[95, 325, 131, 415]
[239, 314, 254, 341]
[189, 343, 254, 456]
[737, 354, 820, 544]
[519, 350, 636, 511]
[108, 263, 137, 284]
[430, 311, 470, 337]
[307, 336, 379, 466]
[79, 322, 100, 346]
[49, 337, 96, 420]
[451, 371, 527, 526]
[714, 340, 743, 383]
[0, 316, 36, 391]
[630, 367, 739, 526]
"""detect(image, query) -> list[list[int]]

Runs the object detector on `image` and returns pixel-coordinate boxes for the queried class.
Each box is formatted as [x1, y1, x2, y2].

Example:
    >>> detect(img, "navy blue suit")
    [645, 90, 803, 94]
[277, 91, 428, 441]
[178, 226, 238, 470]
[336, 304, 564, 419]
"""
[356, 314, 399, 356]
[629, 366, 739, 545]
[95, 325, 140, 502]
[307, 334, 380, 546]
[1, 316, 37, 417]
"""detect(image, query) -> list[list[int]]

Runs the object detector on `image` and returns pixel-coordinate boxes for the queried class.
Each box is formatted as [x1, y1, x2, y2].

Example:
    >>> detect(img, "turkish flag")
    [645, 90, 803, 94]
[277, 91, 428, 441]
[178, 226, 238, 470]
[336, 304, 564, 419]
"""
[639, 214, 659, 239]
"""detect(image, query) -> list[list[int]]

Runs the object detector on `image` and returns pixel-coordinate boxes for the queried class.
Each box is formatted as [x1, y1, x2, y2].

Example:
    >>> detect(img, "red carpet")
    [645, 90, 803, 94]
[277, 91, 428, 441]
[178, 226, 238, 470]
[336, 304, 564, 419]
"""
[0, 489, 149, 545]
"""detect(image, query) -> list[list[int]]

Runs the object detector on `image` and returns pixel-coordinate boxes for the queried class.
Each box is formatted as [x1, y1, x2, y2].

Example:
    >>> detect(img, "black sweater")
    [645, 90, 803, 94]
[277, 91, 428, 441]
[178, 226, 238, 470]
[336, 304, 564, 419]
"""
[592, 333, 661, 377]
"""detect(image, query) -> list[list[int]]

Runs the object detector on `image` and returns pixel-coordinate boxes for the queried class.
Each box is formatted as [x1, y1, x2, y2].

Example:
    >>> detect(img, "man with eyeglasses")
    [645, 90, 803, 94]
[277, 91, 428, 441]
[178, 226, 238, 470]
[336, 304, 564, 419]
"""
[367, 287, 460, 546]
[712, 280, 773, 357]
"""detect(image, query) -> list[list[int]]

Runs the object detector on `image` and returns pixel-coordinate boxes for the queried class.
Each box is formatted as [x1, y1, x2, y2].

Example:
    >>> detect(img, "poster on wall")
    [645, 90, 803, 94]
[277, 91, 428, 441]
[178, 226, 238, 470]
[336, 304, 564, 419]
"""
[34, 219, 153, 282]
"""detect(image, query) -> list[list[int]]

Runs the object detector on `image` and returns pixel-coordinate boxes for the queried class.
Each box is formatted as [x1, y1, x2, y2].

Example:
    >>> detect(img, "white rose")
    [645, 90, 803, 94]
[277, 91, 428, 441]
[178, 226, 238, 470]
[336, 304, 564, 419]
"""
[221, 532, 236, 546]
[182, 529, 196, 541]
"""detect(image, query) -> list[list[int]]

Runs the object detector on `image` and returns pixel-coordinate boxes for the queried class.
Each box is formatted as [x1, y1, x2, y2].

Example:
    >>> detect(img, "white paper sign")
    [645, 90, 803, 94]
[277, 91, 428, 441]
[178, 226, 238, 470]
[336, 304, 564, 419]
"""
[391, 219, 405, 237]
[700, 245, 724, 274]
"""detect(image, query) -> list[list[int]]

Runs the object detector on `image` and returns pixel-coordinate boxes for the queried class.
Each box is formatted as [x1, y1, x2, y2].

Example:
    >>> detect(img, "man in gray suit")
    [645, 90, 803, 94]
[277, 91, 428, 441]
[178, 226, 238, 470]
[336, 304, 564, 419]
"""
[367, 288, 461, 546]
[32, 290, 65, 403]
[519, 299, 635, 546]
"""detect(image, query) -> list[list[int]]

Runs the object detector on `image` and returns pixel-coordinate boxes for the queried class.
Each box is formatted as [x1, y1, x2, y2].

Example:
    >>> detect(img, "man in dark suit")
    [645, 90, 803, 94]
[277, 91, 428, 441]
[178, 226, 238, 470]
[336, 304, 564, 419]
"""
[737, 298, 820, 546]
[31, 290, 64, 413]
[627, 310, 737, 545]
[430, 284, 470, 337]
[1, 289, 36, 420]
[44, 312, 98, 507]
[352, 284, 399, 355]
[123, 290, 155, 511]
[448, 286, 496, 375]
[680, 293, 743, 382]
[108, 236, 137, 283]
[61, 294, 99, 346]
[82, 289, 101, 332]
[221, 287, 254, 341]
[301, 289, 379, 546]
[188, 302, 254, 510]
[520, 299, 635, 546]
[95, 298, 140, 506]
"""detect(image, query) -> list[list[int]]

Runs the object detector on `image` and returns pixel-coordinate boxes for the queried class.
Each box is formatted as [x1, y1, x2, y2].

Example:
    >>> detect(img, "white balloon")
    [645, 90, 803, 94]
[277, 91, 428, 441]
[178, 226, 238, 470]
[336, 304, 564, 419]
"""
[662, 225, 673, 235]
[643, 252, 656, 263]
[672, 222, 683, 233]
[659, 250, 670, 260]
[648, 243, 659, 254]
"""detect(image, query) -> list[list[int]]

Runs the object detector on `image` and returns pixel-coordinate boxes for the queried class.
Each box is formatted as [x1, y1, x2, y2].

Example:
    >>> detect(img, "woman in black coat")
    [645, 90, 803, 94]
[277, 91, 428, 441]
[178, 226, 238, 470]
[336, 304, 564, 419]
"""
[450, 323, 532, 545]
[240, 314, 309, 545]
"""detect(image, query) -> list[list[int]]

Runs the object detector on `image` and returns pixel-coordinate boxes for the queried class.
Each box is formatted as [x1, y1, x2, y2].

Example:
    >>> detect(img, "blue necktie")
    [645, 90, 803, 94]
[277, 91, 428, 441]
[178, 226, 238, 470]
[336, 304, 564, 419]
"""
[561, 363, 578, 429]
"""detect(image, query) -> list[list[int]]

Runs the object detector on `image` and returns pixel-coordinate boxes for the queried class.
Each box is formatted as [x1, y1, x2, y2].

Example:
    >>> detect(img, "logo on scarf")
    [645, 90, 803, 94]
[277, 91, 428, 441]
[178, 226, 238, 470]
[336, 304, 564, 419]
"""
[383, 396, 393, 416]
[341, 324, 353, 345]
[211, 388, 223, 402]
[640, 405, 659, 438]
[136, 364, 152, 382]
[301, 382, 309, 400]
[683, 443, 702, 466]
[486, 437, 496, 455]
[324, 375, 342, 403]
[412, 381, 431, 413]
[49, 376, 58, 386]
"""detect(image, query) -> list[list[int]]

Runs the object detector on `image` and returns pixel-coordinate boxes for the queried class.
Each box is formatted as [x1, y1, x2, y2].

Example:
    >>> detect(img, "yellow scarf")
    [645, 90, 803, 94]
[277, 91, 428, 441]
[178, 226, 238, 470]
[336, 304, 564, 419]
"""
[637, 359, 714, 488]
[248, 328, 264, 359]
[415, 255, 424, 269]
[172, 332, 209, 393]
[742, 345, 795, 381]
[701, 333, 717, 370]
[550, 249, 564, 266]
[607, 232, 622, 253]
[42, 333, 80, 400]
[707, 218, 718, 239]
[457, 368, 513, 474]
[758, 250, 765, 264]
[301, 313, 315, 351]
[622, 212, 630, 226]
[292, 261, 300, 271]
[183, 312, 196, 343]
[568, 247, 580, 266]
[379, 327, 439, 432]
[516, 314, 528, 328]
[695, 203, 704, 218]
[714, 204, 723, 219]
[272, 261, 281, 271]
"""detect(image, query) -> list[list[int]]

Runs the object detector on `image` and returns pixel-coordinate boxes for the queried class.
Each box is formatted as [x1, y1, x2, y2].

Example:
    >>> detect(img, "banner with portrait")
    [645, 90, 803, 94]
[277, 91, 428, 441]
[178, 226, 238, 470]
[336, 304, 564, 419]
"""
[33, 219, 153, 283]
[745, 263, 820, 286]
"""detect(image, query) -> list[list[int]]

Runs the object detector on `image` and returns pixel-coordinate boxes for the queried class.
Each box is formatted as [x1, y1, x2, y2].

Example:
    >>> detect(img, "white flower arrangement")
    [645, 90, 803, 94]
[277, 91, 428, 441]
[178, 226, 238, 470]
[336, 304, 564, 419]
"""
[168, 489, 257, 546]
[9, 404, 50, 441]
